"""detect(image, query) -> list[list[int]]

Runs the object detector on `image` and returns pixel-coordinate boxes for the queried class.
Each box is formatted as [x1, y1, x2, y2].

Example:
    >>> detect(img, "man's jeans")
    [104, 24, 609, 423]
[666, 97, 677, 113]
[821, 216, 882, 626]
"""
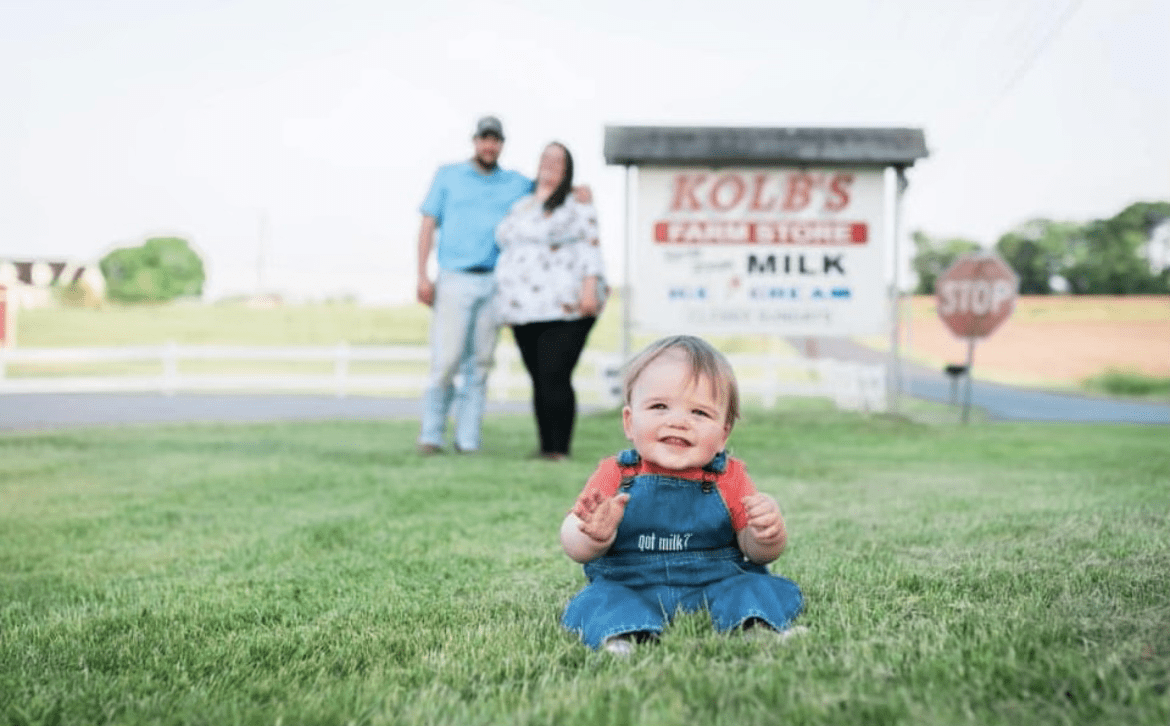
[418, 270, 500, 451]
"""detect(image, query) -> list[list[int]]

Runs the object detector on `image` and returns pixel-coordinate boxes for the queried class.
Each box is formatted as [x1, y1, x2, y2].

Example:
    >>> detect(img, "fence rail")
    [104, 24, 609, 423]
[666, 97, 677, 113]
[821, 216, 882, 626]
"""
[0, 344, 887, 412]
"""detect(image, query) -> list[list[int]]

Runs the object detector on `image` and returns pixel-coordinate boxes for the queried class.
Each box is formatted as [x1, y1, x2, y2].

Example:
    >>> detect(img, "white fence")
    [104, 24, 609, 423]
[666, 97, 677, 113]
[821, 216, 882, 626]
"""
[0, 344, 887, 412]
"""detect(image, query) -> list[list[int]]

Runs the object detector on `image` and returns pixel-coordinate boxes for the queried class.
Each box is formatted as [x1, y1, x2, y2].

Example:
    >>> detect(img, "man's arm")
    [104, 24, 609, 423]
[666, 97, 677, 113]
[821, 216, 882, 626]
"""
[417, 215, 437, 306]
[571, 185, 593, 204]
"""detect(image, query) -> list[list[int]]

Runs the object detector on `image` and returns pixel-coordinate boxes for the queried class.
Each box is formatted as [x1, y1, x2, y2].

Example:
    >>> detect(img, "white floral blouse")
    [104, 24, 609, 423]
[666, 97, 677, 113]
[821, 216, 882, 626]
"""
[494, 194, 606, 326]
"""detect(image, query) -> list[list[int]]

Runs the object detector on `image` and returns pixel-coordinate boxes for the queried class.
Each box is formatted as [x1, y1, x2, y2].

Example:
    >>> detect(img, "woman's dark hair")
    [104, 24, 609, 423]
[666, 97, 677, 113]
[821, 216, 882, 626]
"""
[543, 142, 574, 213]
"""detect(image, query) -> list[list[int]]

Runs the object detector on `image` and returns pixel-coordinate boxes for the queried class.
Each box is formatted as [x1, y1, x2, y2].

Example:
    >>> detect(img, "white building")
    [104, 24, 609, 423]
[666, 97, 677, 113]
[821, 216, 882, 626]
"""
[0, 260, 106, 308]
[1144, 219, 1170, 275]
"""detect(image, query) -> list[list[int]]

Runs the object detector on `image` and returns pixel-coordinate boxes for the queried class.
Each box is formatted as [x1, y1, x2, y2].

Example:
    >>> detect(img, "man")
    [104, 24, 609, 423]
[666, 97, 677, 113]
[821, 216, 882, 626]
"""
[415, 116, 533, 455]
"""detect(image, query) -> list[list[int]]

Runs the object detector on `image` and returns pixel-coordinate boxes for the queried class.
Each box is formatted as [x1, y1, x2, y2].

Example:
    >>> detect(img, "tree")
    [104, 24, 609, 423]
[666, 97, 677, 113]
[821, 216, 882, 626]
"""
[910, 231, 981, 294]
[1063, 202, 1170, 294]
[100, 237, 205, 303]
[994, 219, 1082, 294]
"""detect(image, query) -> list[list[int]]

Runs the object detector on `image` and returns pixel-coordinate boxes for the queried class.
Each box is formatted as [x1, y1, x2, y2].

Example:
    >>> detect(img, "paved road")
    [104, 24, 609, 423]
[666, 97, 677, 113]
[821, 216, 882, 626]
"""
[0, 393, 531, 432]
[794, 337, 1170, 425]
[902, 373, 1170, 424]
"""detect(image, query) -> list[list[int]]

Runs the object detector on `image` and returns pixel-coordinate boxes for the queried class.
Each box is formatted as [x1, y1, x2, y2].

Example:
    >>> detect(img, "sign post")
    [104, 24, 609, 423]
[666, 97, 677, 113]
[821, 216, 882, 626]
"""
[935, 252, 1019, 422]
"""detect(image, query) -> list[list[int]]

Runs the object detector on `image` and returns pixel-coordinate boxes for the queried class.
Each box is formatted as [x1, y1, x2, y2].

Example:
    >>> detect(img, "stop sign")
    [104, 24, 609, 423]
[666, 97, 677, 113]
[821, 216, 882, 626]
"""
[935, 253, 1018, 338]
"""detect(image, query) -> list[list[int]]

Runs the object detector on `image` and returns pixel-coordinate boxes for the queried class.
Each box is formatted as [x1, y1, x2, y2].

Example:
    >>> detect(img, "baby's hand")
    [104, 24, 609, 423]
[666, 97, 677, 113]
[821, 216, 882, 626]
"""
[571, 489, 606, 520]
[578, 493, 630, 543]
[742, 493, 784, 546]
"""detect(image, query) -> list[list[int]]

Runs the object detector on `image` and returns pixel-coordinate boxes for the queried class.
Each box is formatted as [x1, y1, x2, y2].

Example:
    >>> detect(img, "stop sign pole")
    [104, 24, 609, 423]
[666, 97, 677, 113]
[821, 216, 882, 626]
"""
[935, 252, 1019, 423]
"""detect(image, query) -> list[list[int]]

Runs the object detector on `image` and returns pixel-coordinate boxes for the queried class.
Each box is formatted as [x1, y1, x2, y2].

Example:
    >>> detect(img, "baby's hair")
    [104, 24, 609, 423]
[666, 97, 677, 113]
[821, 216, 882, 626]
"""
[621, 335, 740, 427]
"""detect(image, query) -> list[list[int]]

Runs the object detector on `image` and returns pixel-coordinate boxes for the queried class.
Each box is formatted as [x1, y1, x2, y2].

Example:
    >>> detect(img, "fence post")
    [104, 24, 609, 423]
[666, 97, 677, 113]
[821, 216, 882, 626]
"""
[762, 356, 777, 409]
[864, 364, 889, 412]
[0, 280, 6, 374]
[491, 345, 520, 402]
[0, 283, 7, 351]
[163, 341, 179, 395]
[599, 354, 623, 408]
[818, 359, 846, 409]
[335, 342, 350, 398]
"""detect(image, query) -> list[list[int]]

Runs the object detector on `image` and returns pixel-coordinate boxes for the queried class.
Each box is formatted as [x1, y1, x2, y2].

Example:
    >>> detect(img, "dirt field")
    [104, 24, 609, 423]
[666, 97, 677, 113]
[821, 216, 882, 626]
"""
[865, 295, 1170, 386]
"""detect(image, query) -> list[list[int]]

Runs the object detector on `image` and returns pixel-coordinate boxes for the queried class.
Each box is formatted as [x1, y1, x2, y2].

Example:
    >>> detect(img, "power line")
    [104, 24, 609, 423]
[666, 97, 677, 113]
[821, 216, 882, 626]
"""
[983, 0, 1086, 116]
[891, 4, 973, 113]
[925, 0, 1087, 158]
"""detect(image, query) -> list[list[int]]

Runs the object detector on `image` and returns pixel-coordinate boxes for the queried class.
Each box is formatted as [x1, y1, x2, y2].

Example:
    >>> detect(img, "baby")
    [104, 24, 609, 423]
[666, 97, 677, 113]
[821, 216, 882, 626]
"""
[560, 335, 804, 654]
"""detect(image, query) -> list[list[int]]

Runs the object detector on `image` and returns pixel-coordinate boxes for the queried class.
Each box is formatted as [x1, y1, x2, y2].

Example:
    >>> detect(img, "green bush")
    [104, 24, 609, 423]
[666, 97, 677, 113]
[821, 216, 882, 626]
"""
[51, 279, 103, 308]
[100, 236, 205, 303]
[1084, 368, 1170, 397]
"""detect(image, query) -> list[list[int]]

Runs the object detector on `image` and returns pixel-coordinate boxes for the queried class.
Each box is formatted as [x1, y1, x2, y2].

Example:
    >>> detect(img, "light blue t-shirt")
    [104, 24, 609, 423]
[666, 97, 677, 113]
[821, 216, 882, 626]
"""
[420, 161, 533, 271]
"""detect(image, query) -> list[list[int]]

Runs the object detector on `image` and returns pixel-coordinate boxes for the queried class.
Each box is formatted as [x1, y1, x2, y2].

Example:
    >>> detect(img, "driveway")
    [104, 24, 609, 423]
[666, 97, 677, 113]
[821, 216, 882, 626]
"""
[797, 336, 1170, 425]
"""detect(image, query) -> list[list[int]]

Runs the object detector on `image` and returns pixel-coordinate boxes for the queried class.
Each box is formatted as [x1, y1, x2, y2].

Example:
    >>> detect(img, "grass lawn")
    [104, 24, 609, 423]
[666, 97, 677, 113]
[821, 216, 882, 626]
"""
[2, 406, 1168, 725]
[9, 301, 436, 348]
[9, 296, 802, 356]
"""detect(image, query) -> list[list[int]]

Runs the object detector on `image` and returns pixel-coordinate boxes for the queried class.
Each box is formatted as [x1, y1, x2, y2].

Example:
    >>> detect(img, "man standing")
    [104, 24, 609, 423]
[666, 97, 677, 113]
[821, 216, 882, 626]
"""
[416, 116, 532, 455]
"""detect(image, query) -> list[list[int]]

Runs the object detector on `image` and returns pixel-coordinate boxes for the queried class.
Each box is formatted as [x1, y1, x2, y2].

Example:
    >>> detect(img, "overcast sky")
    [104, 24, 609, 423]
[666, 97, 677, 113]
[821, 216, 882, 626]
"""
[2, 0, 1166, 302]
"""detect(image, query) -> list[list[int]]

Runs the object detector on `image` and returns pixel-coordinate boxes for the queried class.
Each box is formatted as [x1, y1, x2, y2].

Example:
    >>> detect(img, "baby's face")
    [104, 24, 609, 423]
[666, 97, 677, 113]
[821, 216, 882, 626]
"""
[622, 350, 730, 471]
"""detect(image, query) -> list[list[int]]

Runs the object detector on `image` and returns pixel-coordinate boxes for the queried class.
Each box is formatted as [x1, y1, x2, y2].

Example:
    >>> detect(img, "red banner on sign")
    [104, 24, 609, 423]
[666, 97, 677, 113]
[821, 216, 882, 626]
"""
[653, 221, 867, 245]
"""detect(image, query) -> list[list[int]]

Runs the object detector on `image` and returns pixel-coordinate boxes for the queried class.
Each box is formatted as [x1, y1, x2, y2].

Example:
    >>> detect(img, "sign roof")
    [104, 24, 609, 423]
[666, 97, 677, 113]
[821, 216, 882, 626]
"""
[604, 126, 929, 167]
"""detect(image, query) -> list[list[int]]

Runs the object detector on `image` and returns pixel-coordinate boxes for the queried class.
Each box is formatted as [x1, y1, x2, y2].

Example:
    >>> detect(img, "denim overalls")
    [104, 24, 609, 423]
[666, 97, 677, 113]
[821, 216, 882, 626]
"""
[562, 449, 804, 649]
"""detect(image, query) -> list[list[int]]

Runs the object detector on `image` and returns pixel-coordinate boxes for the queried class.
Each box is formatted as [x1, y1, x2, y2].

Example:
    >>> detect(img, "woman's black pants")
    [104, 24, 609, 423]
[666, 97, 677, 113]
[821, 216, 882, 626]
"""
[510, 317, 597, 456]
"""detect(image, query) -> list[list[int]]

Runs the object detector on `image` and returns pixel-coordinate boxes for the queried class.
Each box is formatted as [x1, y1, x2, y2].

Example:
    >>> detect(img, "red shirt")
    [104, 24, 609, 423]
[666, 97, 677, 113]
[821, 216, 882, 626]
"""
[573, 454, 758, 532]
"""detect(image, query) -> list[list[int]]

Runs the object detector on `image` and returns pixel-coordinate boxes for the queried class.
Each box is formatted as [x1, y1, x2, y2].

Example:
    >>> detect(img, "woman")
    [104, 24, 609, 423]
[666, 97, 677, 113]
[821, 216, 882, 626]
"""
[495, 142, 605, 461]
